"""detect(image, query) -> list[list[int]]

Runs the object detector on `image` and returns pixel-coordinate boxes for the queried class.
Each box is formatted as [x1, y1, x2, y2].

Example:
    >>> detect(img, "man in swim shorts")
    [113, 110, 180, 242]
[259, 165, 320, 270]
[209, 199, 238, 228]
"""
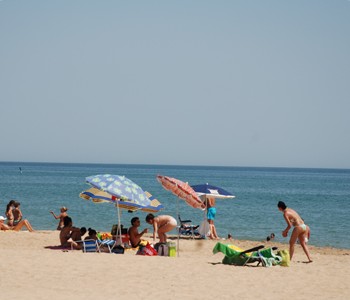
[145, 214, 177, 243]
[277, 201, 312, 263]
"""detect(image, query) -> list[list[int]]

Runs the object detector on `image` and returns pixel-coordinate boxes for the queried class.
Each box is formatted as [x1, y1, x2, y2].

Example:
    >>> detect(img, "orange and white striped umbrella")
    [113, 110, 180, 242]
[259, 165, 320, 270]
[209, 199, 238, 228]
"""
[157, 175, 205, 209]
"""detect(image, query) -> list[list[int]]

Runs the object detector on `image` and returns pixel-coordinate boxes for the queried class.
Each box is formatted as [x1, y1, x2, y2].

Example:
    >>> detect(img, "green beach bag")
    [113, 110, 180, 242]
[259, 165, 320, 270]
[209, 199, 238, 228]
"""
[277, 249, 290, 267]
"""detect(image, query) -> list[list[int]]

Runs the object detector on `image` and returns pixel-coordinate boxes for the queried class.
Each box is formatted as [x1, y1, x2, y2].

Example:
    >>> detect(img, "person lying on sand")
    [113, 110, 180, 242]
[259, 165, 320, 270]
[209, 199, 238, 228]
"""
[0, 215, 34, 232]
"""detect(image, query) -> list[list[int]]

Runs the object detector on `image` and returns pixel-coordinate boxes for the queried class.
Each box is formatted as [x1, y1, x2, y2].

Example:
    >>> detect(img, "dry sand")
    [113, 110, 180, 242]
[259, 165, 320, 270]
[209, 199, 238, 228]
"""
[1, 230, 350, 300]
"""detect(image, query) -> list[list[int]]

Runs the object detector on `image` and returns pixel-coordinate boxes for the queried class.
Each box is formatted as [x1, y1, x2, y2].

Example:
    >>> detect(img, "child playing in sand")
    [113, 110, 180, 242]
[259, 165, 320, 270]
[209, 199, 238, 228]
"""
[50, 207, 68, 230]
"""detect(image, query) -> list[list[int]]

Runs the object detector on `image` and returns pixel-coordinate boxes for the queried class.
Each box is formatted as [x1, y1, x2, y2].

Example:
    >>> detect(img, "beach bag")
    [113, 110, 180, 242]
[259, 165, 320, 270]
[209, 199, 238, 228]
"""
[198, 221, 210, 238]
[111, 245, 125, 254]
[136, 243, 158, 256]
[155, 243, 169, 256]
[277, 249, 290, 267]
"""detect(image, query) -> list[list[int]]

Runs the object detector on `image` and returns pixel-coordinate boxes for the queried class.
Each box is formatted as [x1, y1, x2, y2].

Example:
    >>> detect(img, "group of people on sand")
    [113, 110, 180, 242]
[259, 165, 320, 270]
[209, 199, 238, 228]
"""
[50, 205, 178, 251]
[0, 200, 34, 232]
[1, 197, 312, 263]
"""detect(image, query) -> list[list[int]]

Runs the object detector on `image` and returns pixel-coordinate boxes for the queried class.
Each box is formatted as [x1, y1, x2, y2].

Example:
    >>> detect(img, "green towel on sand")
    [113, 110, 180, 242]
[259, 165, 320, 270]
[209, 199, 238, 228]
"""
[213, 242, 282, 267]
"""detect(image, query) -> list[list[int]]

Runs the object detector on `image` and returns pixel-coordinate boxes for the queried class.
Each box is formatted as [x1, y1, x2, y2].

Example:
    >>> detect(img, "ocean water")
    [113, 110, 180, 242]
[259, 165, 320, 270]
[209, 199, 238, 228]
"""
[0, 162, 349, 249]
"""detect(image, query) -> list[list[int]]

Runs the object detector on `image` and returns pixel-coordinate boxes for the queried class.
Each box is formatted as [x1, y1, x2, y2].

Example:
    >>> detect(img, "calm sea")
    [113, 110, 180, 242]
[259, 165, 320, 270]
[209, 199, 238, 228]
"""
[0, 162, 349, 249]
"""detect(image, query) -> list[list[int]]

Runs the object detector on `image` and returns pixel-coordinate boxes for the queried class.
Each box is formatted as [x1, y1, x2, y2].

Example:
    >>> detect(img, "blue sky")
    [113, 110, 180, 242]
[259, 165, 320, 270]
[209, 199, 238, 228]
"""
[0, 0, 349, 168]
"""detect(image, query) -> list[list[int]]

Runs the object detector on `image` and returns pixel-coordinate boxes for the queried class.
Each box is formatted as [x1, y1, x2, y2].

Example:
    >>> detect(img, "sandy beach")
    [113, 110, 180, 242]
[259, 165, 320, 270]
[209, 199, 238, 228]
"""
[1, 231, 350, 300]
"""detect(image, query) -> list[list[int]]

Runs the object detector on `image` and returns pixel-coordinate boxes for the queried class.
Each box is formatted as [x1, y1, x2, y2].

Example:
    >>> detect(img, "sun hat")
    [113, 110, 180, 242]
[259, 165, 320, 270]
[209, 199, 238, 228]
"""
[0, 216, 7, 221]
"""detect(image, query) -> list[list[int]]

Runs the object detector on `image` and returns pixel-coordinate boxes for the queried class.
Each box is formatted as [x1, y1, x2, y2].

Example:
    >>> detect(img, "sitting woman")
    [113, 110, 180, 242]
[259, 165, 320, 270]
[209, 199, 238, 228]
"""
[0, 215, 34, 232]
[84, 228, 97, 241]
[59, 216, 82, 250]
[5, 200, 16, 226]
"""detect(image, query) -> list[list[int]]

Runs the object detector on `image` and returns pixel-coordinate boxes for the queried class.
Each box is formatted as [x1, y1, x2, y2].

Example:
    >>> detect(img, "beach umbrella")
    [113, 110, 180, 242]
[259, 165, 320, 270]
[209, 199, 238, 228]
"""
[191, 183, 235, 199]
[157, 175, 205, 257]
[156, 175, 205, 209]
[79, 187, 164, 213]
[84, 174, 154, 243]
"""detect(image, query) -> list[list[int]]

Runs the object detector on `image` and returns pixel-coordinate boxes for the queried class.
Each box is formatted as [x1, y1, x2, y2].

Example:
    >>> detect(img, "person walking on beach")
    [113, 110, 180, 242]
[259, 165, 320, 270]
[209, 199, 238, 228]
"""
[205, 196, 219, 239]
[145, 214, 177, 243]
[277, 201, 312, 263]
[128, 217, 148, 248]
[50, 207, 68, 230]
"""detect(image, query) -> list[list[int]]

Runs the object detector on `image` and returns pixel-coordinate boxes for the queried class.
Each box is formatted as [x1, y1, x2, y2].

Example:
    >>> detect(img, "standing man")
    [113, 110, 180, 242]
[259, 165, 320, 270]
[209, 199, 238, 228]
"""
[206, 196, 219, 239]
[277, 201, 312, 263]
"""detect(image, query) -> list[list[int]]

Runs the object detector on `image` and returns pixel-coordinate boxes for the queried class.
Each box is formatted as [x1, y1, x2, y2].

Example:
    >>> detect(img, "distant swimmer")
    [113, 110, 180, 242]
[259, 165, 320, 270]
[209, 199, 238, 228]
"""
[19, 167, 22, 174]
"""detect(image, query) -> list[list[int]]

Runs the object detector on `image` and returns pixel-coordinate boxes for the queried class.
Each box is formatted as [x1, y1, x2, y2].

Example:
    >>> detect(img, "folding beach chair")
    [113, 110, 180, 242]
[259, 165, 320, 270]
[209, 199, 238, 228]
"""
[213, 242, 282, 267]
[74, 239, 100, 253]
[97, 238, 116, 253]
[178, 215, 200, 239]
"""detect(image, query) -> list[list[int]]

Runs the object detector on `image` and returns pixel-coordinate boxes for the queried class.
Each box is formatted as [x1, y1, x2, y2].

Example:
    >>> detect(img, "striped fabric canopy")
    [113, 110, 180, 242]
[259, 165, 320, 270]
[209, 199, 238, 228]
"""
[157, 175, 205, 209]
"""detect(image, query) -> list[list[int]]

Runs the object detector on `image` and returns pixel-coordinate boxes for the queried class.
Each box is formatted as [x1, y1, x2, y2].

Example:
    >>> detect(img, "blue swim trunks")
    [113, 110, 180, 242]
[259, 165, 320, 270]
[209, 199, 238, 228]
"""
[207, 207, 216, 220]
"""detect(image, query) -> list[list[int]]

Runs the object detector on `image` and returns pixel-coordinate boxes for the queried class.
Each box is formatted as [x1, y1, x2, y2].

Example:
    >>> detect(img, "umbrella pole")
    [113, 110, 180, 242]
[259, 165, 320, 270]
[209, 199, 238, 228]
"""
[116, 202, 123, 246]
[177, 197, 180, 257]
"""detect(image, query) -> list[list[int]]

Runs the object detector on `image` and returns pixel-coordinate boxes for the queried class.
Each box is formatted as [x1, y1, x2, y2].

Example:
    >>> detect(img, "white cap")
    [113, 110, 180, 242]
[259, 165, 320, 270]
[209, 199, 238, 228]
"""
[0, 216, 7, 221]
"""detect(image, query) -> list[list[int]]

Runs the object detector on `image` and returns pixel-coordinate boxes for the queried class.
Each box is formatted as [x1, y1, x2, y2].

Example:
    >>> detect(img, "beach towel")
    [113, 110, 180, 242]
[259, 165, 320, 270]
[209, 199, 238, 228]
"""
[213, 242, 282, 267]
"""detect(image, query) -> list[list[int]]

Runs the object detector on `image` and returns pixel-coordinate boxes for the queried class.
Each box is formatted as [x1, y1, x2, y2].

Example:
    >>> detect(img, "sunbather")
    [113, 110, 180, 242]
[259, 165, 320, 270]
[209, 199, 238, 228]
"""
[85, 228, 97, 240]
[59, 216, 82, 250]
[13, 201, 23, 225]
[5, 200, 16, 226]
[0, 215, 34, 232]
[128, 217, 148, 248]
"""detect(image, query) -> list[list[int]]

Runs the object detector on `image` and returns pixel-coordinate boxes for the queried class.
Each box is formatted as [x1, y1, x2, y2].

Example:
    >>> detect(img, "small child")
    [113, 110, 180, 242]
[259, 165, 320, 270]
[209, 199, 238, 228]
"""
[50, 207, 68, 230]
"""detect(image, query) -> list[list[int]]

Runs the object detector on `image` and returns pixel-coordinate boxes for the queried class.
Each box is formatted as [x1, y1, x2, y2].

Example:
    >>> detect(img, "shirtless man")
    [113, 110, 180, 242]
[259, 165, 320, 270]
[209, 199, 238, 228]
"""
[59, 216, 82, 250]
[145, 214, 177, 243]
[277, 201, 312, 262]
[128, 217, 148, 248]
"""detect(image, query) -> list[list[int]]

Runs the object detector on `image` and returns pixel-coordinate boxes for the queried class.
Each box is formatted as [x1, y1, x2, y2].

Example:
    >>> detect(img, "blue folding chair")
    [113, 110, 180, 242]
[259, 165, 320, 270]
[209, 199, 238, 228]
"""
[75, 239, 100, 253]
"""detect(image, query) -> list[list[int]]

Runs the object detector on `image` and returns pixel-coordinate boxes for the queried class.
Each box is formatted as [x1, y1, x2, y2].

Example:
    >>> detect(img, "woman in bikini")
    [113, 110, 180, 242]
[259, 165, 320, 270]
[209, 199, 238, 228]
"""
[50, 206, 68, 230]
[5, 200, 16, 226]
[146, 214, 177, 243]
[277, 201, 312, 263]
